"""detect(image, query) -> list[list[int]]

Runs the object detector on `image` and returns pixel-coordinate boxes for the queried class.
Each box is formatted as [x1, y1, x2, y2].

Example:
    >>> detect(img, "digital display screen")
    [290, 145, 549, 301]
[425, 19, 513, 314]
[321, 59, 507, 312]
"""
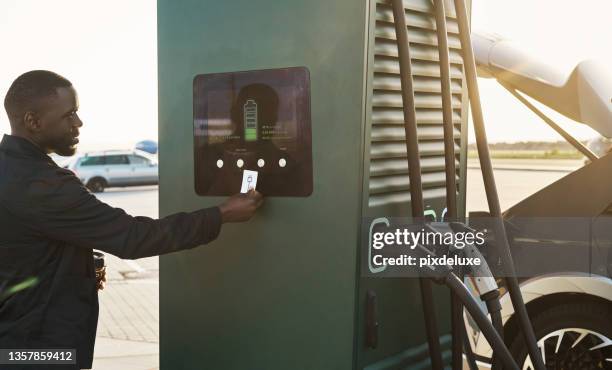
[193, 67, 312, 196]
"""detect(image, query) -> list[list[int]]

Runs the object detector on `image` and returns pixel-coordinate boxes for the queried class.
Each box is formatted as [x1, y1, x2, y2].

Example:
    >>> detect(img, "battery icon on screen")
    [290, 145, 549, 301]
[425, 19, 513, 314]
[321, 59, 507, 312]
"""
[244, 99, 258, 141]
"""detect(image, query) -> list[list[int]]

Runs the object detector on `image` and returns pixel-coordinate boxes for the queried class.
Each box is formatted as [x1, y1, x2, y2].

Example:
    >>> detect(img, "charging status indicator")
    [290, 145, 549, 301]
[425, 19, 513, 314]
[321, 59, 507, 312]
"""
[244, 99, 258, 142]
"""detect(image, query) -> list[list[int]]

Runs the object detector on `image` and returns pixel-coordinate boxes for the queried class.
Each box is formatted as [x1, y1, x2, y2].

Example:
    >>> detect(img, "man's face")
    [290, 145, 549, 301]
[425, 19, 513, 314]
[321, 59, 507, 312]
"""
[35, 86, 82, 156]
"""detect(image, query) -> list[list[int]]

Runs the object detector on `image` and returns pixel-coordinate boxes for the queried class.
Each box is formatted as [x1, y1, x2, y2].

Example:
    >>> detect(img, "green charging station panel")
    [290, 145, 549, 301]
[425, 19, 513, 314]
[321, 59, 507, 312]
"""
[157, 0, 469, 369]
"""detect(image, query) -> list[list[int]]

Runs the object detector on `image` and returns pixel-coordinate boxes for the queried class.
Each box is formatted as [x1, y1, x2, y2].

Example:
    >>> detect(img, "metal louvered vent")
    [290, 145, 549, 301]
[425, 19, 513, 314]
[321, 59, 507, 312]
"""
[368, 0, 465, 209]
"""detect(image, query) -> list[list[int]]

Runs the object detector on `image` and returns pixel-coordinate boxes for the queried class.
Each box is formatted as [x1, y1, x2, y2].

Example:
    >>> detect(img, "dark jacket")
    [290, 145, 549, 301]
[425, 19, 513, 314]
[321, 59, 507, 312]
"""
[0, 134, 222, 369]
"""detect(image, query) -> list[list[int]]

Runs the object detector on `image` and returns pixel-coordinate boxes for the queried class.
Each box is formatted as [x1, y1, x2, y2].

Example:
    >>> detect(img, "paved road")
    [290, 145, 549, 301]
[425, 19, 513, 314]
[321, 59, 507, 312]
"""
[466, 167, 571, 213]
[92, 162, 579, 369]
[93, 186, 159, 370]
[97, 185, 159, 220]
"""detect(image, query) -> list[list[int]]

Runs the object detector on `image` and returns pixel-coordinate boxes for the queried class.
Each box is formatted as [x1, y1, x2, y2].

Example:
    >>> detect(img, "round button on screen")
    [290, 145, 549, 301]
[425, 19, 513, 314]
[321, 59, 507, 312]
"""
[257, 159, 265, 168]
[237, 159, 244, 168]
[279, 158, 287, 168]
[216, 159, 224, 168]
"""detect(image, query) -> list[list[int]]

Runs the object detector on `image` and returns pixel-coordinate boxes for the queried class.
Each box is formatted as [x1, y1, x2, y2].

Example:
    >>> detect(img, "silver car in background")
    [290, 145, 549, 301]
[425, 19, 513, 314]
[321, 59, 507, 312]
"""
[65, 150, 158, 192]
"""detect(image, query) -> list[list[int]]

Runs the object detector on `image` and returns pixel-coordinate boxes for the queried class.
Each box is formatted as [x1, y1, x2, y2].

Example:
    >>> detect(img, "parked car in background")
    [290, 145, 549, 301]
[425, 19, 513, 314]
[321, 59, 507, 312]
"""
[65, 150, 158, 192]
[135, 139, 158, 154]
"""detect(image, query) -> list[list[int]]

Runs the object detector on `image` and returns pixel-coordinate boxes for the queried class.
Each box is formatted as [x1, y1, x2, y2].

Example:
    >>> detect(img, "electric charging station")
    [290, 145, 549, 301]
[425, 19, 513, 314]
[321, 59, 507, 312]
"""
[157, 0, 471, 368]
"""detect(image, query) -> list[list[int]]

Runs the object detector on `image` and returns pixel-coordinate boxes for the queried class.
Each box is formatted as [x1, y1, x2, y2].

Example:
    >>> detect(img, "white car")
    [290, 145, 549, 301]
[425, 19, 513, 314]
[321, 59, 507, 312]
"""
[465, 275, 612, 369]
[65, 150, 158, 192]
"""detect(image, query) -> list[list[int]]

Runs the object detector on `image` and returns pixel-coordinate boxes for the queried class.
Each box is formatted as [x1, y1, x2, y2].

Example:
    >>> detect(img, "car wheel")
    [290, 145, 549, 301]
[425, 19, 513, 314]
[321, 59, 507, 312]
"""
[87, 178, 107, 193]
[509, 300, 612, 369]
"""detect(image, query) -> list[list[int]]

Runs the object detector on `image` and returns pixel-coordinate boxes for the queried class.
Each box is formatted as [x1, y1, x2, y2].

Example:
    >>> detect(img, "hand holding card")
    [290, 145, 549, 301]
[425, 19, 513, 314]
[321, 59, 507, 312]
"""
[240, 170, 259, 193]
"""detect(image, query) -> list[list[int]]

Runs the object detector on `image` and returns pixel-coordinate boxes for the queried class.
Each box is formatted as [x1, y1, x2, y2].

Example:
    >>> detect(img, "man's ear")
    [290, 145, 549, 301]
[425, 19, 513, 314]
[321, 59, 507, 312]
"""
[23, 111, 41, 132]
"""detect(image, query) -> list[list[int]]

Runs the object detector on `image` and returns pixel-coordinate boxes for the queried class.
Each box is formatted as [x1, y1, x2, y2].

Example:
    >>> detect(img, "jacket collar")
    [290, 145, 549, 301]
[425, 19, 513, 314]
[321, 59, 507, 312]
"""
[0, 134, 56, 164]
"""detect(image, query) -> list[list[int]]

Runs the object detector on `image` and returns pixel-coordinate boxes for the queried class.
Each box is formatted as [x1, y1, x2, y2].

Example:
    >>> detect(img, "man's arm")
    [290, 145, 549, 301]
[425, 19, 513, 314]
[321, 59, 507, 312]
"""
[24, 169, 262, 259]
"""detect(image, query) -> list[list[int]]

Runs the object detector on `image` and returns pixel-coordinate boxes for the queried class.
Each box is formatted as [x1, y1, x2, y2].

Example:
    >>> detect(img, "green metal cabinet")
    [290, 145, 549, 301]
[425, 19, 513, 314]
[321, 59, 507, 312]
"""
[157, 0, 469, 368]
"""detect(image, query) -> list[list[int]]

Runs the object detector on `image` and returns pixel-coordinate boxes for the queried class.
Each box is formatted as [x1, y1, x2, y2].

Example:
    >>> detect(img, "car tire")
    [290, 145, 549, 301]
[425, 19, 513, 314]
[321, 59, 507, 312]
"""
[87, 178, 107, 193]
[508, 299, 612, 369]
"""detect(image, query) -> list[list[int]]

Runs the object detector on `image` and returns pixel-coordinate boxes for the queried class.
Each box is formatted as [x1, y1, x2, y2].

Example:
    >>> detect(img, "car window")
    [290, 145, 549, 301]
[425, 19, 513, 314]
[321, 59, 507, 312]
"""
[128, 155, 149, 165]
[105, 155, 129, 165]
[79, 156, 106, 166]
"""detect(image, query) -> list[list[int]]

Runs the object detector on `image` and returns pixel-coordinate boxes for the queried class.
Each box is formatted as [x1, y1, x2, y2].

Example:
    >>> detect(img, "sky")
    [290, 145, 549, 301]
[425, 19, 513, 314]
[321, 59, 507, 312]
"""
[0, 0, 610, 151]
[0, 0, 157, 151]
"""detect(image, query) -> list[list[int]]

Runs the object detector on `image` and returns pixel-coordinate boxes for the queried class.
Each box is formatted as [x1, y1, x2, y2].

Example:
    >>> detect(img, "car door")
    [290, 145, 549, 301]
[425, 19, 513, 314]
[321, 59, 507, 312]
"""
[76, 155, 106, 184]
[127, 154, 158, 184]
[104, 154, 131, 186]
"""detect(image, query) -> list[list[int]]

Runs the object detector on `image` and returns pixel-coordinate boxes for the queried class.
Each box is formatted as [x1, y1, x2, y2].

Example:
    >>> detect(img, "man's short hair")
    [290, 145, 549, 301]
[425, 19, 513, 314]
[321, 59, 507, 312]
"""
[3, 70, 72, 125]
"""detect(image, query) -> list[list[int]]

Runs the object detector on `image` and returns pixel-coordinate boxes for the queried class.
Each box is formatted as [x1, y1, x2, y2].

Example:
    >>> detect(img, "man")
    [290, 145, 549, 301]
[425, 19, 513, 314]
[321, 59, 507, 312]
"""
[0, 70, 263, 369]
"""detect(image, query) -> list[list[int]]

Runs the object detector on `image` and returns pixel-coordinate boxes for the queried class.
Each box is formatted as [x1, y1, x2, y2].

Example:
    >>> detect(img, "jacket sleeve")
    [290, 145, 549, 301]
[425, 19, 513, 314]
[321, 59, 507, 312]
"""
[24, 168, 222, 259]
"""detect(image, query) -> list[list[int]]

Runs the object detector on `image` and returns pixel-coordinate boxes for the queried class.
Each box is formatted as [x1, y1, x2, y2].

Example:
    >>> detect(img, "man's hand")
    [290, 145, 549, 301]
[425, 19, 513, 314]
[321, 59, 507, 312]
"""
[218, 189, 264, 223]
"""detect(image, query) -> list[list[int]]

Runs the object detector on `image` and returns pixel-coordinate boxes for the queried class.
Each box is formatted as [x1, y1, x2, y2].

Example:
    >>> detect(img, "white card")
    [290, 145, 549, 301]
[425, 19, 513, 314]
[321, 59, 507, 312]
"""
[240, 170, 258, 193]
